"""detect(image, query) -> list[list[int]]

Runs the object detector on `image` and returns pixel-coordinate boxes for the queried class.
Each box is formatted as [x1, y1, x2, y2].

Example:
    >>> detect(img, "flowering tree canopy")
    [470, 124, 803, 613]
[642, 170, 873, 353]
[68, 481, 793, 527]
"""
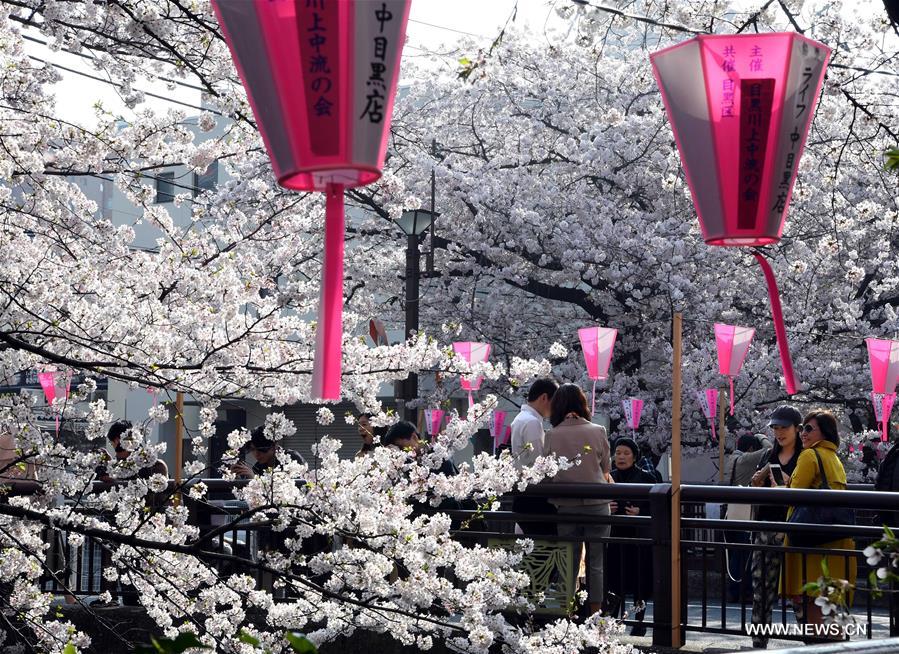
[0, 0, 898, 652]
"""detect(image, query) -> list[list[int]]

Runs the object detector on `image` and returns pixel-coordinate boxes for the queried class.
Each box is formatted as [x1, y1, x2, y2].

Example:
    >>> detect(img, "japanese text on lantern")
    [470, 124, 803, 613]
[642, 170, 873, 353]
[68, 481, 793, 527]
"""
[750, 44, 763, 72]
[299, 0, 338, 154]
[771, 62, 814, 214]
[720, 44, 736, 118]
[360, 3, 393, 123]
[737, 78, 774, 228]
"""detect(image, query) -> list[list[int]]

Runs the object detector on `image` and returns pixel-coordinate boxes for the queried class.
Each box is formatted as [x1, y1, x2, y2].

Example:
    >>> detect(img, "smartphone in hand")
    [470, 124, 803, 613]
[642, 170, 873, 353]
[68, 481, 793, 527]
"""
[769, 463, 785, 486]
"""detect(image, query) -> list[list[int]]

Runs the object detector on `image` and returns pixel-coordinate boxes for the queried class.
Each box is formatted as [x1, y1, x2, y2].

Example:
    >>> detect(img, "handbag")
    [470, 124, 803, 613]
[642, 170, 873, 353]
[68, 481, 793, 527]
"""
[722, 458, 753, 521]
[786, 449, 855, 547]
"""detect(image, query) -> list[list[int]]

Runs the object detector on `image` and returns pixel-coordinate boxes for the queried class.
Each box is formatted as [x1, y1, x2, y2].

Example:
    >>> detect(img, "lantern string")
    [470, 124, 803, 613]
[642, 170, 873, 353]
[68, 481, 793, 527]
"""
[591, 379, 597, 416]
[311, 184, 346, 400]
[753, 251, 798, 395]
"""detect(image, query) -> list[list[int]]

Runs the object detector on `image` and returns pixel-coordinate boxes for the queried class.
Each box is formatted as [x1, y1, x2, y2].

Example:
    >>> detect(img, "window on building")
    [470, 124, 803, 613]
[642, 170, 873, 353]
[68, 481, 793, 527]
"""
[193, 160, 219, 197]
[155, 171, 175, 204]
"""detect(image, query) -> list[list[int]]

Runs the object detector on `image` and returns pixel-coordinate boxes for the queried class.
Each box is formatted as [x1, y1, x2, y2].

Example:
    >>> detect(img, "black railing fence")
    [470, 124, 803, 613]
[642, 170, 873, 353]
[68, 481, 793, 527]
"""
[4, 479, 899, 648]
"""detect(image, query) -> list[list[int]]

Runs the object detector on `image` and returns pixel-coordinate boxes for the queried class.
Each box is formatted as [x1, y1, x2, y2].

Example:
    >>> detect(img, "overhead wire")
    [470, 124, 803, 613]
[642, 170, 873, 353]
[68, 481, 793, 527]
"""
[25, 54, 221, 116]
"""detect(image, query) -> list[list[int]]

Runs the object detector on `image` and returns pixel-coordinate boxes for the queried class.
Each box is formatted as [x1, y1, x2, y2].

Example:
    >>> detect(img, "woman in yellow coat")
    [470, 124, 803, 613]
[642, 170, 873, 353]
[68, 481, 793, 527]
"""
[781, 409, 857, 626]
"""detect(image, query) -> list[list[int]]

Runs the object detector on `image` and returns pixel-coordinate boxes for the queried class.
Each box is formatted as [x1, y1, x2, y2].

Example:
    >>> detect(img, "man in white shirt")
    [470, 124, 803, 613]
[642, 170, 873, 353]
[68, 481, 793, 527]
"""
[510, 378, 558, 535]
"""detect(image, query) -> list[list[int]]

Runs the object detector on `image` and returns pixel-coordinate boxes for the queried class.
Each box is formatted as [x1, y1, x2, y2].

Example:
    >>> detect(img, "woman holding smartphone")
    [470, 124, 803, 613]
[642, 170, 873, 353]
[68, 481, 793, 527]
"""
[748, 405, 803, 649]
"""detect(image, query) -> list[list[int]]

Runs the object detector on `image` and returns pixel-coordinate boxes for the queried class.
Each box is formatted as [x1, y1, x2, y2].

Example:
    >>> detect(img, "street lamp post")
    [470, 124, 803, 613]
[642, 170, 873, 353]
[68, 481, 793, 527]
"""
[395, 208, 437, 420]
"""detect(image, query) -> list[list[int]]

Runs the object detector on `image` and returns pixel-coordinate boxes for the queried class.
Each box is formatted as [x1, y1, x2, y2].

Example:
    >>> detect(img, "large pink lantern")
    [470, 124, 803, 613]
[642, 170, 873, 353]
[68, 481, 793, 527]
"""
[697, 388, 719, 444]
[38, 368, 72, 436]
[621, 398, 643, 436]
[651, 33, 831, 397]
[452, 342, 492, 407]
[212, 0, 412, 400]
[715, 323, 755, 415]
[578, 326, 618, 414]
[866, 338, 899, 442]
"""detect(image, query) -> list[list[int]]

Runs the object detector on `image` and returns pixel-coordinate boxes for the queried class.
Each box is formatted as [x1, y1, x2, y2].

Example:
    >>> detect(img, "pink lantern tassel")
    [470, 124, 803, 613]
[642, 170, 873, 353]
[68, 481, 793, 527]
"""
[883, 393, 896, 443]
[591, 379, 597, 416]
[753, 252, 798, 395]
[468, 391, 474, 409]
[728, 376, 735, 416]
[711, 421, 717, 445]
[311, 184, 345, 400]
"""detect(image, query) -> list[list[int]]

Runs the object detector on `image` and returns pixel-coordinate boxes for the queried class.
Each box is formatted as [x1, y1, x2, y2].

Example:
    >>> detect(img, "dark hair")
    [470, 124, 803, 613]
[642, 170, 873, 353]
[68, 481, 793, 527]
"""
[803, 409, 840, 447]
[382, 421, 418, 447]
[549, 383, 591, 427]
[106, 420, 132, 442]
[527, 378, 559, 403]
[249, 425, 275, 449]
[613, 437, 639, 462]
[737, 434, 762, 452]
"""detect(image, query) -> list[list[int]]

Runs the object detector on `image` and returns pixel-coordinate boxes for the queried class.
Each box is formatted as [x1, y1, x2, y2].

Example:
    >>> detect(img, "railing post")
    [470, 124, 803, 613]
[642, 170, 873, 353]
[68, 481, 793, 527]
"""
[650, 482, 676, 647]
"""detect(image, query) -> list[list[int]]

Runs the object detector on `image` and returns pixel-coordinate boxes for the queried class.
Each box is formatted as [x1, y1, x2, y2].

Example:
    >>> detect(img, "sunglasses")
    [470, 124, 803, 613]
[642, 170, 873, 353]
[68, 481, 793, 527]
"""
[802, 424, 816, 433]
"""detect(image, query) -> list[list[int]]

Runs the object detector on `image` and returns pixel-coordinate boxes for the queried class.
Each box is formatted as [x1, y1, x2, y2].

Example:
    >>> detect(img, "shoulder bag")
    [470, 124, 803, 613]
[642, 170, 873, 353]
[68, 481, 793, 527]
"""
[722, 457, 753, 521]
[786, 449, 855, 547]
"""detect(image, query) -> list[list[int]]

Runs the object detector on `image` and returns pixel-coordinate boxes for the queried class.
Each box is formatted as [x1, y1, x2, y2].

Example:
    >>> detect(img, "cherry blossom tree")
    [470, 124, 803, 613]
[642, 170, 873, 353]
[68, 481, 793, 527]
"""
[0, 0, 897, 651]
[371, 0, 899, 449]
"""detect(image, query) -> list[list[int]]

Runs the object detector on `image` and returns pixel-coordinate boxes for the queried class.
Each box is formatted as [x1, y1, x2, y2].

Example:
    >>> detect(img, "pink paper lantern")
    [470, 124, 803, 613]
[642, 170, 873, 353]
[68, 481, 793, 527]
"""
[424, 408, 445, 440]
[715, 323, 755, 415]
[866, 338, 899, 443]
[697, 388, 719, 444]
[651, 33, 831, 397]
[621, 398, 643, 434]
[452, 342, 491, 407]
[866, 338, 899, 394]
[578, 326, 618, 414]
[490, 410, 507, 453]
[37, 368, 72, 436]
[872, 392, 896, 443]
[212, 0, 412, 400]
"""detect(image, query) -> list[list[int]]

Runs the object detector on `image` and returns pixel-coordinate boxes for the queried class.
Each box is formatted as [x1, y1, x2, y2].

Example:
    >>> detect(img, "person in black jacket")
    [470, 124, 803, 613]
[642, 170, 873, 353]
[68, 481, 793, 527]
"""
[606, 437, 656, 635]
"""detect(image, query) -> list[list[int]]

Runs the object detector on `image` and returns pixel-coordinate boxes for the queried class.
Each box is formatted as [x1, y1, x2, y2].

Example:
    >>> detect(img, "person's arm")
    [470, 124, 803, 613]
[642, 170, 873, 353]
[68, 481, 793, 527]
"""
[597, 428, 611, 476]
[516, 420, 544, 467]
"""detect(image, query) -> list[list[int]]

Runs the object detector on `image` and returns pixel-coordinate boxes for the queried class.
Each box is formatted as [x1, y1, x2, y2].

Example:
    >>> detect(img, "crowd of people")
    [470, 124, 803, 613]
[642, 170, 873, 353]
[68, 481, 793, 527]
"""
[503, 379, 896, 644]
[3, 382, 897, 642]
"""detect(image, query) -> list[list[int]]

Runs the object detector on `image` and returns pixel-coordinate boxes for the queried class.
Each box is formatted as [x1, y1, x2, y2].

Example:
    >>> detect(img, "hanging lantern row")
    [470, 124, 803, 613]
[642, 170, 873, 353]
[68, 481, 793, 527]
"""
[578, 326, 618, 414]
[714, 323, 755, 414]
[424, 408, 446, 441]
[621, 397, 643, 436]
[696, 388, 720, 444]
[866, 338, 899, 442]
[490, 410, 509, 452]
[37, 368, 72, 437]
[452, 341, 491, 408]
[212, 0, 412, 400]
[651, 32, 831, 398]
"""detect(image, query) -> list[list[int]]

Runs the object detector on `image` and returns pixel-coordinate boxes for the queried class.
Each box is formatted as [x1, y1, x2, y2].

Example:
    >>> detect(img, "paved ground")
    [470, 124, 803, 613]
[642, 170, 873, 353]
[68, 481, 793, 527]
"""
[616, 600, 893, 653]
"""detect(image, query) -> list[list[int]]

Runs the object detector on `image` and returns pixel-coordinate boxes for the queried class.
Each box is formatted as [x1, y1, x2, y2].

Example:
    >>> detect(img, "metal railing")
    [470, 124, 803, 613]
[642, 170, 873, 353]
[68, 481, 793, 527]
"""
[4, 479, 898, 649]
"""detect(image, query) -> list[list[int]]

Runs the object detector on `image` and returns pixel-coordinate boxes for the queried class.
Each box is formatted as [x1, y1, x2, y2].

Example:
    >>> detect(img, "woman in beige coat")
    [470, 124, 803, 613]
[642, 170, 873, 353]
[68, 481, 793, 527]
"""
[544, 383, 612, 615]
